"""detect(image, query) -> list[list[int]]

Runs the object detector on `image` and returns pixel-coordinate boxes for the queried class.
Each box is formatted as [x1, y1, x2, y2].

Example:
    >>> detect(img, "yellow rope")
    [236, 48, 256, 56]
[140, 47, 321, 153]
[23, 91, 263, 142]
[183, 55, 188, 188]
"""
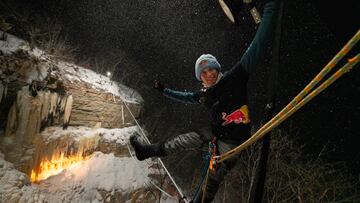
[262, 54, 359, 134]
[215, 30, 360, 163]
[255, 29, 360, 139]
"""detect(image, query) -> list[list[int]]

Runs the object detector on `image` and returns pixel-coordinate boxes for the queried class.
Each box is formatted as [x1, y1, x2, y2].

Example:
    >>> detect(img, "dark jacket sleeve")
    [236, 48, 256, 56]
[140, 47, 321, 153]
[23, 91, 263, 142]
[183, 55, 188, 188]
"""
[239, 0, 281, 73]
[163, 88, 200, 104]
[228, 0, 281, 79]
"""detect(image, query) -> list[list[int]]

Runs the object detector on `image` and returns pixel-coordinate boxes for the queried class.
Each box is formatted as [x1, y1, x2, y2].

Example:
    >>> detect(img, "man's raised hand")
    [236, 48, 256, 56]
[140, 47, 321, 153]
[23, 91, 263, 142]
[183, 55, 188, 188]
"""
[153, 80, 165, 92]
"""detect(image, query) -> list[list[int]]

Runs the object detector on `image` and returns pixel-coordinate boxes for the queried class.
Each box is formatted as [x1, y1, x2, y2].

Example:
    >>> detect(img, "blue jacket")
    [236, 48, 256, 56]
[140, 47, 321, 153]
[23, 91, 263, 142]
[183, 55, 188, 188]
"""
[163, 0, 280, 143]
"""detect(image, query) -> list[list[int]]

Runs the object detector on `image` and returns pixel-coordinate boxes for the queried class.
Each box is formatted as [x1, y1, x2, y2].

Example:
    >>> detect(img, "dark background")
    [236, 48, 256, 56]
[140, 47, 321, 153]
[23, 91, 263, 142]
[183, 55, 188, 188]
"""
[1, 0, 359, 178]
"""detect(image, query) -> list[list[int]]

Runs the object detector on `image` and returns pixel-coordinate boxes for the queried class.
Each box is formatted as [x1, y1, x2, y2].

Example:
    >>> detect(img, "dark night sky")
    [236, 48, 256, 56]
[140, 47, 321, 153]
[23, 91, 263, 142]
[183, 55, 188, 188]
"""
[1, 0, 360, 173]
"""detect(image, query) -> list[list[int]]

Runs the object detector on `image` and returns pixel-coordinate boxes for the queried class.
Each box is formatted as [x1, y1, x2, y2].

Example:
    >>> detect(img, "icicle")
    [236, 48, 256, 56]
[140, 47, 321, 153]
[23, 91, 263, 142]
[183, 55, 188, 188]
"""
[16, 87, 31, 125]
[112, 93, 116, 103]
[4, 84, 7, 99]
[121, 104, 125, 126]
[57, 95, 61, 105]
[40, 91, 51, 122]
[1, 82, 8, 104]
[77, 133, 100, 156]
[57, 95, 63, 113]
[0, 82, 3, 104]
[4, 105, 17, 137]
[63, 95, 73, 127]
[59, 95, 67, 112]
[49, 93, 58, 116]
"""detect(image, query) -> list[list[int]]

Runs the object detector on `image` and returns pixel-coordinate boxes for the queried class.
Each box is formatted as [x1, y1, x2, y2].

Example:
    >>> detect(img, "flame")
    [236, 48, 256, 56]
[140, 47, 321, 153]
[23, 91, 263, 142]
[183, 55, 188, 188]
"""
[31, 152, 89, 182]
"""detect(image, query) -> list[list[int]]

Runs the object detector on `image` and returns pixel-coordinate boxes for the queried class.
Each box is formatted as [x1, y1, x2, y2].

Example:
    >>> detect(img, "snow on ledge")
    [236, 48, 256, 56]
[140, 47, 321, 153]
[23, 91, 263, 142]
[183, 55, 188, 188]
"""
[42, 125, 139, 145]
[0, 31, 51, 61]
[0, 31, 26, 54]
[37, 152, 153, 202]
[0, 31, 143, 104]
[56, 60, 142, 104]
[0, 151, 162, 203]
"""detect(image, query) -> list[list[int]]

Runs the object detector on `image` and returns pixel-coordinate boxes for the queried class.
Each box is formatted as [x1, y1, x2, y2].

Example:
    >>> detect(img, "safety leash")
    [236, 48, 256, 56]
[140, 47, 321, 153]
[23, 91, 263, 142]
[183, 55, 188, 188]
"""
[191, 152, 211, 202]
[191, 138, 218, 202]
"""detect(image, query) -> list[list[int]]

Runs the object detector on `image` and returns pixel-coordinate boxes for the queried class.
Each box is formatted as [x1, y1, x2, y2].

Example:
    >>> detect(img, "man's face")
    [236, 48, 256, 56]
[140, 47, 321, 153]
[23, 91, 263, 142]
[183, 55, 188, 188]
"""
[201, 68, 219, 87]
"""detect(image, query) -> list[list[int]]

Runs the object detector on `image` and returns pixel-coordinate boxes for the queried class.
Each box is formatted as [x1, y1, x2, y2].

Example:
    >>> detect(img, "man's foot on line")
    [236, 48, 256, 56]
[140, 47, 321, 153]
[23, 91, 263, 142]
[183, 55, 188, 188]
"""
[129, 134, 167, 161]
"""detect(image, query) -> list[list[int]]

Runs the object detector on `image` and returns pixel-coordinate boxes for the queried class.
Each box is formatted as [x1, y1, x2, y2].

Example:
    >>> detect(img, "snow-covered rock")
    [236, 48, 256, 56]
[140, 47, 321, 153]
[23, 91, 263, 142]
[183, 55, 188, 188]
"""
[0, 125, 177, 203]
[0, 32, 144, 177]
[0, 151, 174, 203]
[37, 152, 156, 203]
[37, 125, 140, 162]
[0, 152, 41, 203]
[0, 31, 180, 203]
[0, 31, 142, 104]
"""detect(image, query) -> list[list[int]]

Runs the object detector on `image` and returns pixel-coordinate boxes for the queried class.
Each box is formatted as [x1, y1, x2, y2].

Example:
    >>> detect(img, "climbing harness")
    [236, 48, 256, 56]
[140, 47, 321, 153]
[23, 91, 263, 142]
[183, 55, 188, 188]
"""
[122, 101, 189, 203]
[214, 29, 360, 164]
[190, 137, 218, 202]
[191, 151, 211, 202]
[208, 137, 219, 174]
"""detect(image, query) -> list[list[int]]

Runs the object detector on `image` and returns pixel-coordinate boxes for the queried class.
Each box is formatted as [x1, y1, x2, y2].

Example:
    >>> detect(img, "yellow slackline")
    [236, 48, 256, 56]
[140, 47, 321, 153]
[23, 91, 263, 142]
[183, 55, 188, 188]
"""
[254, 29, 360, 139]
[215, 29, 360, 164]
[258, 54, 359, 137]
[217, 54, 360, 163]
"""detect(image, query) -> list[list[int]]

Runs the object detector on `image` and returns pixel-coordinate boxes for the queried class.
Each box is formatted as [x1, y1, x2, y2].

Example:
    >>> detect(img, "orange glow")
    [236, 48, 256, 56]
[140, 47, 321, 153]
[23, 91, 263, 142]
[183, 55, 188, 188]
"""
[31, 152, 89, 182]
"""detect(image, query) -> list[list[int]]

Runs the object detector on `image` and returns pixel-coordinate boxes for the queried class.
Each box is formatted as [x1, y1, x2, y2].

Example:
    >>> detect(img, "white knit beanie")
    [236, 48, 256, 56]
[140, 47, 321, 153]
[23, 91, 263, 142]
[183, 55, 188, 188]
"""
[195, 54, 221, 81]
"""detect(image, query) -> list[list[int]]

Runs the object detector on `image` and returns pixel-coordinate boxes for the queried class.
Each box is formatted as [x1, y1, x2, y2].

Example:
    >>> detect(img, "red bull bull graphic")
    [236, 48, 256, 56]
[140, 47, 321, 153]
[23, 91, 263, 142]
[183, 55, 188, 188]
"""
[221, 105, 250, 126]
[199, 60, 209, 67]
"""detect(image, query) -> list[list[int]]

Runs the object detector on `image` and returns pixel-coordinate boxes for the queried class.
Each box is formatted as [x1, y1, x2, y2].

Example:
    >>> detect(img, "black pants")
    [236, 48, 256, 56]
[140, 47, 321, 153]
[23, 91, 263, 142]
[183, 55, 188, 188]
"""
[163, 127, 242, 201]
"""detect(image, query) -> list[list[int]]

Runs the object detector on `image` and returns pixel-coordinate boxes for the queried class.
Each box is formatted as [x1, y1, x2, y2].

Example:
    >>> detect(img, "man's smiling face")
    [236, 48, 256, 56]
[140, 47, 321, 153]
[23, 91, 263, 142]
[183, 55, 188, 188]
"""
[200, 68, 219, 87]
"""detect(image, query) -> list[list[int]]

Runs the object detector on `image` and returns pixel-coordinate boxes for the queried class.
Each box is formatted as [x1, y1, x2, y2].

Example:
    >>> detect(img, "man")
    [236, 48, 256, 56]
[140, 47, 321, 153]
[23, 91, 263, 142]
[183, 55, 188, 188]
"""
[130, 0, 281, 202]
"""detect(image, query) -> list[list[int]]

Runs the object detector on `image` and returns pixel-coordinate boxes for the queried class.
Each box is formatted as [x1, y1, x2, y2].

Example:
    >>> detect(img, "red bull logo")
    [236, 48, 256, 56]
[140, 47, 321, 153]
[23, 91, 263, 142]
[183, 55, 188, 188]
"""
[199, 60, 209, 67]
[221, 105, 250, 126]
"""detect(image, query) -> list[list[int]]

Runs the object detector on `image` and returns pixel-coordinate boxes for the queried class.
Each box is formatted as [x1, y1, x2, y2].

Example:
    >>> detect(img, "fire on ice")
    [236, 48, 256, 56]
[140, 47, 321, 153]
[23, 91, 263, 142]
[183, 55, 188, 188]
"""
[31, 152, 89, 182]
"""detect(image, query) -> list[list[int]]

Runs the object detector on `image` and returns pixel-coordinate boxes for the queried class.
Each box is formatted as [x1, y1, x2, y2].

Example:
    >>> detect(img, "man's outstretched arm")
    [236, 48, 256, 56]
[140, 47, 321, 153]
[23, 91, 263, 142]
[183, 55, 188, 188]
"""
[239, 0, 281, 74]
[153, 80, 200, 104]
[163, 88, 200, 104]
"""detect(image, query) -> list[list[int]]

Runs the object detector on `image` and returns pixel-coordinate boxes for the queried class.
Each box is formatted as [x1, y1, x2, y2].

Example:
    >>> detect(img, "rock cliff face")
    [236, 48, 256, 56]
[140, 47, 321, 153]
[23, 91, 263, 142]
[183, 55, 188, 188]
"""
[0, 32, 176, 203]
[0, 31, 142, 174]
[0, 43, 142, 130]
[65, 82, 141, 128]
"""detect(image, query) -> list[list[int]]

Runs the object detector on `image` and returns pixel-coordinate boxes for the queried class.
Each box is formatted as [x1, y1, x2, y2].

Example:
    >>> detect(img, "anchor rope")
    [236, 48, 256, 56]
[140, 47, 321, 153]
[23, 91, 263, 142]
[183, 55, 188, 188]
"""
[126, 144, 178, 200]
[122, 100, 189, 202]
